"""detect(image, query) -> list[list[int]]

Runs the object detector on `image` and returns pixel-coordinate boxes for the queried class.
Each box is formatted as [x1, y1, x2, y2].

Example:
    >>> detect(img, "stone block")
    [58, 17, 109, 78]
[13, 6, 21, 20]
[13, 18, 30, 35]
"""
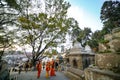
[98, 43, 107, 52]
[104, 34, 112, 40]
[109, 39, 120, 52]
[95, 54, 120, 73]
[84, 68, 120, 80]
[65, 67, 85, 80]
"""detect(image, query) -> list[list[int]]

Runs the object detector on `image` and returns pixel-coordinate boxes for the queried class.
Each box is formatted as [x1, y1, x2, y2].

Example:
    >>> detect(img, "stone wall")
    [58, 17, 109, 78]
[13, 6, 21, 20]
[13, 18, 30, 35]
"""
[104, 34, 112, 40]
[104, 27, 120, 41]
[112, 31, 120, 38]
[65, 67, 85, 80]
[98, 43, 107, 52]
[68, 54, 95, 70]
[84, 68, 120, 80]
[112, 27, 120, 34]
[109, 39, 120, 52]
[95, 54, 120, 73]
[68, 54, 83, 69]
[82, 54, 95, 69]
[102, 28, 120, 53]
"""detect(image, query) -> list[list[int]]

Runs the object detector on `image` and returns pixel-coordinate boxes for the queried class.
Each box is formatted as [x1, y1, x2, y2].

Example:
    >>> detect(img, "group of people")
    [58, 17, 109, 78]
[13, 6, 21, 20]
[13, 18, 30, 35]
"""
[18, 60, 32, 74]
[36, 59, 59, 79]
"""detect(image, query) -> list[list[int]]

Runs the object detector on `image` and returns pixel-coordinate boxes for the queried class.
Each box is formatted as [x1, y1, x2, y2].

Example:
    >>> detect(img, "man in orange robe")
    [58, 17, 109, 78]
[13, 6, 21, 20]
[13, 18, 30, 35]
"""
[50, 59, 56, 76]
[45, 61, 50, 78]
[36, 60, 42, 78]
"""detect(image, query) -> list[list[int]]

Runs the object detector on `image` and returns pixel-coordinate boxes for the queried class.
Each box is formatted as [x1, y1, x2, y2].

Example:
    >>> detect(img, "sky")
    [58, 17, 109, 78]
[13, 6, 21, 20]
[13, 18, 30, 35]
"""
[61, 0, 106, 51]
[66, 0, 105, 32]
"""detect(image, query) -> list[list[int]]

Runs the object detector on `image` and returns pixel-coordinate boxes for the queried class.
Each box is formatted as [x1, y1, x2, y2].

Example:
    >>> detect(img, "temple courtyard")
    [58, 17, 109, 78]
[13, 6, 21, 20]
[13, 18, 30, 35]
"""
[10, 70, 69, 80]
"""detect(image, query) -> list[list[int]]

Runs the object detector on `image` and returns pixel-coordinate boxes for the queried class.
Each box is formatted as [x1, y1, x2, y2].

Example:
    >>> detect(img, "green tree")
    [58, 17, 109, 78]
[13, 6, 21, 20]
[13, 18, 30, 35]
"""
[77, 27, 92, 47]
[44, 49, 58, 58]
[91, 30, 104, 42]
[68, 20, 80, 41]
[51, 49, 58, 55]
[100, 0, 120, 34]
[18, 0, 78, 65]
[44, 51, 52, 58]
[69, 21, 81, 45]
[0, 0, 21, 27]
[87, 30, 103, 52]
[0, 0, 21, 59]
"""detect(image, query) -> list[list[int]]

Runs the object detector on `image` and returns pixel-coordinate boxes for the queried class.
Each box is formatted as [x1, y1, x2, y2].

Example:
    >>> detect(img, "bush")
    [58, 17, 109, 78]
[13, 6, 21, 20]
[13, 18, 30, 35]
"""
[100, 40, 109, 44]
[98, 50, 112, 53]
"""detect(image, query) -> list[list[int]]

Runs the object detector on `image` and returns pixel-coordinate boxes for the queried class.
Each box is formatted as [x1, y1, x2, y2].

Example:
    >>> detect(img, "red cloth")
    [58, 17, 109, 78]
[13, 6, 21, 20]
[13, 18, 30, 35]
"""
[45, 62, 50, 78]
[36, 62, 42, 78]
[37, 70, 41, 78]
[50, 60, 56, 76]
[50, 68, 55, 76]
[46, 67, 50, 71]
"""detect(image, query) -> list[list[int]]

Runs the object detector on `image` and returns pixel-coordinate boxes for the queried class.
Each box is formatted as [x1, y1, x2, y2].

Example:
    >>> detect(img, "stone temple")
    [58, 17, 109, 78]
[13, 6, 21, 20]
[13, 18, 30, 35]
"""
[66, 41, 95, 70]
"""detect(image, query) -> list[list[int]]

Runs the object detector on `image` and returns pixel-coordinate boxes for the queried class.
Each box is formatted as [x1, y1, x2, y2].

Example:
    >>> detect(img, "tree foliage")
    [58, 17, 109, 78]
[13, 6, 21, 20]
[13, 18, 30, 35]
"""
[69, 21, 80, 41]
[0, 0, 21, 59]
[0, 0, 21, 26]
[87, 30, 104, 51]
[18, 0, 78, 63]
[77, 27, 92, 47]
[100, 0, 120, 34]
[85, 0, 120, 52]
[44, 49, 58, 58]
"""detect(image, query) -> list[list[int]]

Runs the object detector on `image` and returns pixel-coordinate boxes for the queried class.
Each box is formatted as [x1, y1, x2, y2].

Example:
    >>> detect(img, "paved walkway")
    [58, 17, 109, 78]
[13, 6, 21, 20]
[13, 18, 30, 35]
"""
[10, 70, 69, 80]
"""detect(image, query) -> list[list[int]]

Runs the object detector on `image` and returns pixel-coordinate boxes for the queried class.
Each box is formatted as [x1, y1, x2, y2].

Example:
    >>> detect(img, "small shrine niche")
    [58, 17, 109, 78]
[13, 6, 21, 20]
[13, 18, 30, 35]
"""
[68, 41, 95, 70]
[72, 58, 78, 68]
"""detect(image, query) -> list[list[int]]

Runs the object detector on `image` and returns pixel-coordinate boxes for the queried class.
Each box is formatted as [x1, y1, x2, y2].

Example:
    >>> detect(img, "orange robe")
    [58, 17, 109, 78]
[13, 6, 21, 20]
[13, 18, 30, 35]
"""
[50, 60, 56, 76]
[36, 62, 42, 78]
[45, 62, 50, 78]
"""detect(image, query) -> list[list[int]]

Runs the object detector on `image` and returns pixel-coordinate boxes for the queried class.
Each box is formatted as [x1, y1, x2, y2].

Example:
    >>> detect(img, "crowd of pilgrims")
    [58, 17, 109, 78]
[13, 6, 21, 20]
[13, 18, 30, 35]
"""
[17, 59, 61, 78]
[36, 59, 59, 78]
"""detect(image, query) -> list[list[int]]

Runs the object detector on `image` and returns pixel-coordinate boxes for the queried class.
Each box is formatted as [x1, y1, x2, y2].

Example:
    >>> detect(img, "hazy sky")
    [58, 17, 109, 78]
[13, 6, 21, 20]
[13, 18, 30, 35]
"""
[66, 0, 105, 32]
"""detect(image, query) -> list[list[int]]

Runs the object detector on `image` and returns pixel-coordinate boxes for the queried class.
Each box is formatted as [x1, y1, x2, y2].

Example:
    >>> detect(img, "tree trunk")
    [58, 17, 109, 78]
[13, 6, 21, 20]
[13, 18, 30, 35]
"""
[31, 58, 37, 71]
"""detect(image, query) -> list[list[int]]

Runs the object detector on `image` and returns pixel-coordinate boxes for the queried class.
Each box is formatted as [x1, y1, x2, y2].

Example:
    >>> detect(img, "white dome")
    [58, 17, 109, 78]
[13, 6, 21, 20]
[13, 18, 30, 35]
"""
[85, 45, 92, 52]
[73, 41, 83, 49]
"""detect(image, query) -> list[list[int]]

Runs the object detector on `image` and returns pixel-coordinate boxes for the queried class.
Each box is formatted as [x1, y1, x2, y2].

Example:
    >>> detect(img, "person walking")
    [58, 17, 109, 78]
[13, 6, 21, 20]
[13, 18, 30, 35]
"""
[36, 60, 42, 78]
[50, 59, 56, 76]
[42, 61, 45, 70]
[45, 61, 50, 78]
[55, 61, 59, 71]
[18, 65, 22, 74]
[25, 61, 29, 72]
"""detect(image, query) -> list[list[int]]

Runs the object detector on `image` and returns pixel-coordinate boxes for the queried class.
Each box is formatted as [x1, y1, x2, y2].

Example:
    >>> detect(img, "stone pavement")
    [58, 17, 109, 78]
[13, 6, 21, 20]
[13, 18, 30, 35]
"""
[10, 70, 70, 80]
